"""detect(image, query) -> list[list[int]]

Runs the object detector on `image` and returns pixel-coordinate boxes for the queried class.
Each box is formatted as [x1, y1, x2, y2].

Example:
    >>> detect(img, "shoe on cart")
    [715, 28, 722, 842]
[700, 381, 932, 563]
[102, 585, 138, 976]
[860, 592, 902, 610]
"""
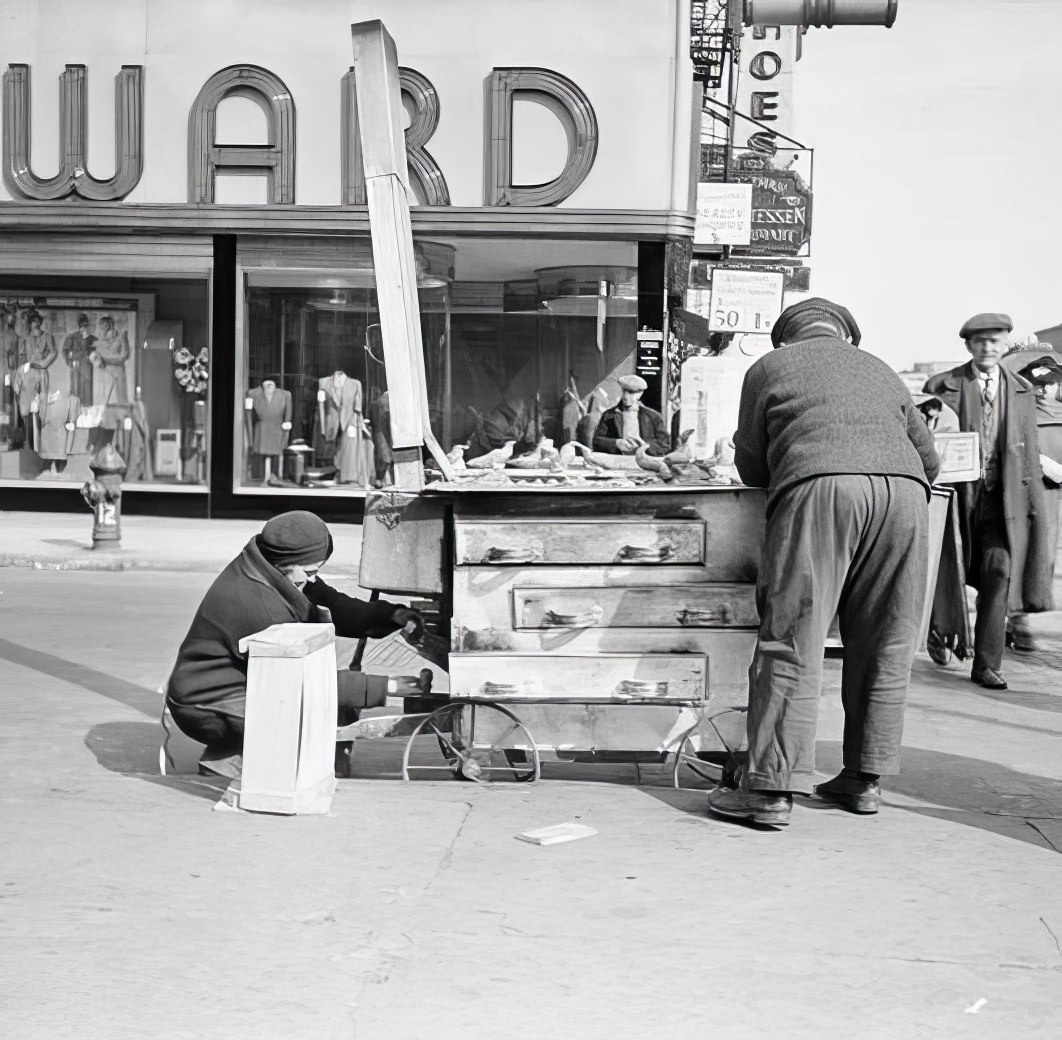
[971, 666, 1008, 690]
[706, 784, 791, 828]
[814, 770, 880, 814]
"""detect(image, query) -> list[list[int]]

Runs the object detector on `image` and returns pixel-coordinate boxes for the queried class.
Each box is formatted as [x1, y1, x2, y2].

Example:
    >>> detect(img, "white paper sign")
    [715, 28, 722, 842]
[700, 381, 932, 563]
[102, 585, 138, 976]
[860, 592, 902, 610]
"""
[708, 269, 784, 334]
[679, 353, 759, 462]
[694, 182, 753, 246]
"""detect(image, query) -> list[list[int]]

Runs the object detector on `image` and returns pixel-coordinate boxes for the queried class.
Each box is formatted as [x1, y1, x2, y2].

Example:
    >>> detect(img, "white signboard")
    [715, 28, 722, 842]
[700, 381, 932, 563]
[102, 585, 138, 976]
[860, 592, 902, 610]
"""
[933, 432, 982, 484]
[708, 269, 784, 334]
[694, 182, 752, 246]
[678, 353, 758, 462]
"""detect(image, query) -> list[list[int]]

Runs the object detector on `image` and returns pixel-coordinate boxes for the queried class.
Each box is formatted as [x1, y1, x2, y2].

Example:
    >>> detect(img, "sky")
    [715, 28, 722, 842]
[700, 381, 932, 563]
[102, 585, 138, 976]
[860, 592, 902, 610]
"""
[793, 0, 1062, 371]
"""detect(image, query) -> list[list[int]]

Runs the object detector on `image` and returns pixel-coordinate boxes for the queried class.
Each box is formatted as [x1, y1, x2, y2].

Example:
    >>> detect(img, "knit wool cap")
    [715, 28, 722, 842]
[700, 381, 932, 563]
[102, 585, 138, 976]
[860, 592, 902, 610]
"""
[257, 510, 333, 568]
[771, 297, 862, 349]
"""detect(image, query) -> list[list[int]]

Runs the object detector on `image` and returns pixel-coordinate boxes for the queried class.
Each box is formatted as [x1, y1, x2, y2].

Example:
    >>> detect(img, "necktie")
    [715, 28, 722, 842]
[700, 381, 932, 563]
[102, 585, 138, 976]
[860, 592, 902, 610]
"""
[981, 374, 998, 487]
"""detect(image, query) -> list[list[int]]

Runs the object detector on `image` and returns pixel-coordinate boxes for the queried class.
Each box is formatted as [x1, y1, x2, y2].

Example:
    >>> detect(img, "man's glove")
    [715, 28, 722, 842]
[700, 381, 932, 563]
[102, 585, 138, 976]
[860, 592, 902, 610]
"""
[390, 606, 425, 642]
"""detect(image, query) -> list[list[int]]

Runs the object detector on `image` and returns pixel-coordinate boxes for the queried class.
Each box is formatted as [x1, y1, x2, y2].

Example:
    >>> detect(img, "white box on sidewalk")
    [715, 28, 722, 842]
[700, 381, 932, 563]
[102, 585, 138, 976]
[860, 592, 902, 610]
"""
[237, 623, 337, 815]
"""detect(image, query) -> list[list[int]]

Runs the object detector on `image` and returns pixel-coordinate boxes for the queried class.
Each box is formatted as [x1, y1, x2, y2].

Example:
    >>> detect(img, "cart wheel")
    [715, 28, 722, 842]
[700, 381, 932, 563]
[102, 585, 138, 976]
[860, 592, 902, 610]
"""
[670, 725, 721, 790]
[402, 701, 540, 783]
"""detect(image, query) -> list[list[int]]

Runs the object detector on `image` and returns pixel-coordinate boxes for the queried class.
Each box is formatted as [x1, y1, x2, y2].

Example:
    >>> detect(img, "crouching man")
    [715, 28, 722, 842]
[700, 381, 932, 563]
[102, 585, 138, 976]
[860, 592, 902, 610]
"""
[707, 298, 940, 829]
[165, 510, 426, 777]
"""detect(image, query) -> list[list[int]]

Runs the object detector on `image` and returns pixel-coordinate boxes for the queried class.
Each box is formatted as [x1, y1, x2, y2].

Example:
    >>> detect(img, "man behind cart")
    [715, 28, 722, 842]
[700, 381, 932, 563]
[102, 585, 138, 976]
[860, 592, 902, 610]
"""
[707, 298, 940, 830]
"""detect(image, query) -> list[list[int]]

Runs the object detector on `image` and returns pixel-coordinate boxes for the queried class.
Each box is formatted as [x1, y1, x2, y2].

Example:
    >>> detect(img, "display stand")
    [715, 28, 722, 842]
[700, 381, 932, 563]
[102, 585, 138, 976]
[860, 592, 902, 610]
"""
[237, 623, 338, 815]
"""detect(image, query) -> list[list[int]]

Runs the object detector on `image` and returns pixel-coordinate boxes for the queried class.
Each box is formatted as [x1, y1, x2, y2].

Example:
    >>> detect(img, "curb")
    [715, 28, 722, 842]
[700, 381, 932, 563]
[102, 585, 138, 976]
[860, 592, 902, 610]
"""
[0, 553, 361, 579]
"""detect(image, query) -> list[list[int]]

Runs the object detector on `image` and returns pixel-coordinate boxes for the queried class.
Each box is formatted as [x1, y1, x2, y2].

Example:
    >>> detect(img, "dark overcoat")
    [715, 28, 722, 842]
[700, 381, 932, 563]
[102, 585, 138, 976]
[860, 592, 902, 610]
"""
[923, 362, 1053, 612]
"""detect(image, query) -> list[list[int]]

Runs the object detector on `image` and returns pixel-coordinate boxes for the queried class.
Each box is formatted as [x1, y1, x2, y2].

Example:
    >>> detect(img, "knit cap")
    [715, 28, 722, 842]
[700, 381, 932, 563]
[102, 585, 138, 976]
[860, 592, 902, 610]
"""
[256, 510, 333, 568]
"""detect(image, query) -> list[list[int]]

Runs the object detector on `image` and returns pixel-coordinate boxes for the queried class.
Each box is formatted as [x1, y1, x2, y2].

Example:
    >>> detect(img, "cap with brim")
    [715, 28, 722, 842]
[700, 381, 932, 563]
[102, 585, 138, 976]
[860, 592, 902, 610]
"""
[959, 312, 1013, 339]
[618, 374, 648, 392]
[257, 510, 333, 568]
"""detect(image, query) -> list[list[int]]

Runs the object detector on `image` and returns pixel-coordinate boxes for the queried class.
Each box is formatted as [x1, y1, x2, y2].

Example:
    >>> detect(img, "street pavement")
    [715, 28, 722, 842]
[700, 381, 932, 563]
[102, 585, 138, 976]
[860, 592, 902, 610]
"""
[2, 530, 1062, 1038]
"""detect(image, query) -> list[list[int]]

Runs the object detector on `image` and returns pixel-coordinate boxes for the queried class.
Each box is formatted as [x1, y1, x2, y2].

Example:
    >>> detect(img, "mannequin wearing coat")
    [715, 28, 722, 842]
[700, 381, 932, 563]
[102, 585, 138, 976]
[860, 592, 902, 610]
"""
[246, 379, 292, 481]
[317, 370, 365, 484]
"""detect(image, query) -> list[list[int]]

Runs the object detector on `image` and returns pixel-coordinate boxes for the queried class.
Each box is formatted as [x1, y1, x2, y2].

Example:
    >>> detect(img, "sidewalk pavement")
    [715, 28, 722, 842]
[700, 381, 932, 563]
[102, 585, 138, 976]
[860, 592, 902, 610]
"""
[0, 511, 364, 577]
[2, 568, 1061, 1039]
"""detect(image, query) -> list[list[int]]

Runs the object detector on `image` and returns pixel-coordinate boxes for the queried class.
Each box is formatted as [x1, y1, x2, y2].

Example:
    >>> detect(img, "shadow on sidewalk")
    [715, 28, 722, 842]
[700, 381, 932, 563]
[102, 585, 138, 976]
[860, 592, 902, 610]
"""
[84, 721, 228, 803]
[814, 740, 1062, 852]
[0, 637, 159, 716]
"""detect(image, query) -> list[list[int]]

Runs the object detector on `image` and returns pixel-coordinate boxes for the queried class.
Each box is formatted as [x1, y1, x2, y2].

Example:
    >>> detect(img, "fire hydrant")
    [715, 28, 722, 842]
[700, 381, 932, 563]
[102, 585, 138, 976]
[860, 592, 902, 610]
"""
[81, 443, 127, 550]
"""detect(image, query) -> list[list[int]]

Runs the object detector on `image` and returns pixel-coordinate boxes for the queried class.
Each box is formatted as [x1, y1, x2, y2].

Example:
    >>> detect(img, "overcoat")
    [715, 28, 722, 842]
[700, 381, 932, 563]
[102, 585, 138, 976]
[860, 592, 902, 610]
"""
[248, 384, 292, 456]
[923, 362, 1053, 612]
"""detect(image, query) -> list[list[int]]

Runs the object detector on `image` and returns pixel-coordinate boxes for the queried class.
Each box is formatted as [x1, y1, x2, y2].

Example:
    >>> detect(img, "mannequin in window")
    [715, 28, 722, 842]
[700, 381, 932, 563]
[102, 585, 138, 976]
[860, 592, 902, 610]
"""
[245, 377, 293, 483]
[91, 314, 130, 410]
[13, 310, 57, 453]
[36, 388, 80, 478]
[316, 369, 365, 485]
[62, 312, 97, 405]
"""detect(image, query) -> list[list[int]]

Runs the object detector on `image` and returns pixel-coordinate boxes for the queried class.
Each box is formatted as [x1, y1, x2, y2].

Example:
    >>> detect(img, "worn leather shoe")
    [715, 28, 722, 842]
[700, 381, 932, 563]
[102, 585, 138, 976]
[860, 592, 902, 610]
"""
[707, 785, 792, 827]
[814, 771, 880, 814]
[926, 628, 952, 666]
[971, 666, 1008, 690]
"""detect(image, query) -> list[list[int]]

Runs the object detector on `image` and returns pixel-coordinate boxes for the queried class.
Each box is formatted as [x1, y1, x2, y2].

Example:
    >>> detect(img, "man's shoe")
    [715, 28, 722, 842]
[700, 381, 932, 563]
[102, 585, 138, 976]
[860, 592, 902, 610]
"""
[814, 771, 880, 814]
[926, 628, 952, 666]
[971, 666, 1008, 690]
[706, 785, 792, 827]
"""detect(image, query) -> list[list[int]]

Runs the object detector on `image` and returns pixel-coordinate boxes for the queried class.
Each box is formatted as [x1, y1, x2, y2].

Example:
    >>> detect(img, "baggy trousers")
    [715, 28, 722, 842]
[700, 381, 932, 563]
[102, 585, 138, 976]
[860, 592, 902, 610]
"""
[746, 474, 929, 793]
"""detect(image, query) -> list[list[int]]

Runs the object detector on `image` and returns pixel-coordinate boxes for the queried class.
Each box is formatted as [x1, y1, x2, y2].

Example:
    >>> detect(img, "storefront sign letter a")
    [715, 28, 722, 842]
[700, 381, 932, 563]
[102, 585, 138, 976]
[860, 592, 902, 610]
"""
[3, 64, 144, 201]
[188, 65, 296, 204]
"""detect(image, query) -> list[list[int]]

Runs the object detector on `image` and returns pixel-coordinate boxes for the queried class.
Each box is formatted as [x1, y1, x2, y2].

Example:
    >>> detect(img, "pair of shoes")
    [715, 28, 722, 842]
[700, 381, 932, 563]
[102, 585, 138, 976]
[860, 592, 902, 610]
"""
[706, 785, 792, 827]
[814, 771, 880, 814]
[971, 666, 1008, 690]
[926, 629, 952, 666]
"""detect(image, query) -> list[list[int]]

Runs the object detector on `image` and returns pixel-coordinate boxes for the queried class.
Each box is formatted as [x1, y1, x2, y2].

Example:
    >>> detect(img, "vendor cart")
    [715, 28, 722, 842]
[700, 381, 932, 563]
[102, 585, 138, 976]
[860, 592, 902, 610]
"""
[359, 484, 766, 784]
[340, 19, 953, 786]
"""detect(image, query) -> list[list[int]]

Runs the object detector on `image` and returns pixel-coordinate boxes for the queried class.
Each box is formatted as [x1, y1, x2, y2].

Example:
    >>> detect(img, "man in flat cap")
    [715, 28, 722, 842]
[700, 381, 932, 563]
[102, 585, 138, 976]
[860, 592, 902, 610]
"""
[923, 315, 1053, 689]
[707, 297, 940, 829]
[593, 373, 670, 455]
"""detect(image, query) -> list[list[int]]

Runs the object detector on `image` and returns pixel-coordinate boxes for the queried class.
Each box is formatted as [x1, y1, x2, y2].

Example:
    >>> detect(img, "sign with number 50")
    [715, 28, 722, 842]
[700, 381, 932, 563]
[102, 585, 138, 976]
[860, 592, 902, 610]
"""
[708, 269, 785, 334]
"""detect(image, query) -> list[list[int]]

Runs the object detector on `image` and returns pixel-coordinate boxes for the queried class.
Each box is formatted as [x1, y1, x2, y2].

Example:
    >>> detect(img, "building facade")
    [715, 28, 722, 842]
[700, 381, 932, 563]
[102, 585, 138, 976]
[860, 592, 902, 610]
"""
[0, 0, 699, 518]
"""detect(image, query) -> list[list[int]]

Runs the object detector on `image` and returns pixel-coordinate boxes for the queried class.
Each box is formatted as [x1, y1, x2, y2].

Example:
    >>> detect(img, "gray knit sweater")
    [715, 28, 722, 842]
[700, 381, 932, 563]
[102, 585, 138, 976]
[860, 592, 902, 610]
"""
[734, 337, 941, 503]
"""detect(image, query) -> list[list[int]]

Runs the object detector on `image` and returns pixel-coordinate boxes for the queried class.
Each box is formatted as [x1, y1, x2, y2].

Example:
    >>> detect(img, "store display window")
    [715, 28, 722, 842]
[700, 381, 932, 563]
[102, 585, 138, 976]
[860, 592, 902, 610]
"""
[0, 280, 211, 488]
[236, 236, 641, 493]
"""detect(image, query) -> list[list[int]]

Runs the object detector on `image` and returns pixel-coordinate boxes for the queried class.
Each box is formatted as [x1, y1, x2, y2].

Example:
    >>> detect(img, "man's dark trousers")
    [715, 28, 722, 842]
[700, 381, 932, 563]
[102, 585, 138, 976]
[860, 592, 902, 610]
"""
[746, 474, 929, 794]
[970, 484, 1010, 673]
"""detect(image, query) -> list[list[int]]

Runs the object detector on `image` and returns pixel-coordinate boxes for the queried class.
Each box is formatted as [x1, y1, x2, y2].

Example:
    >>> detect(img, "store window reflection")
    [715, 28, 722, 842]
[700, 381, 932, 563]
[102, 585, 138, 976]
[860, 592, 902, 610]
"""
[237, 237, 640, 492]
[0, 281, 210, 487]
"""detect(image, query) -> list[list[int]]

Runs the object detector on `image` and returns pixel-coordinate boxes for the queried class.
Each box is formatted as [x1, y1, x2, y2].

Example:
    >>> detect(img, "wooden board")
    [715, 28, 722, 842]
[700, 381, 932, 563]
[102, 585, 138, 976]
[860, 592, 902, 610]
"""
[359, 490, 447, 594]
[238, 622, 335, 659]
[448, 651, 708, 703]
[453, 517, 706, 566]
[512, 583, 758, 629]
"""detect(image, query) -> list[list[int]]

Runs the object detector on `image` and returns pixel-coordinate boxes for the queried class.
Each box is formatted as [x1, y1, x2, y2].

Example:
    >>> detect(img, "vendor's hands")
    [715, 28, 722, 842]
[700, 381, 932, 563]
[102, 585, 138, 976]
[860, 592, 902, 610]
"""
[616, 437, 640, 454]
[391, 606, 425, 642]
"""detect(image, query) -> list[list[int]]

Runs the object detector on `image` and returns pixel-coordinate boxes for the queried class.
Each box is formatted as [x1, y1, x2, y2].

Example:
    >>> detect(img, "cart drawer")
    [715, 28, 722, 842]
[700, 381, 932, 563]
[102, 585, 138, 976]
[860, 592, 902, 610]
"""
[448, 652, 708, 703]
[512, 583, 758, 629]
[453, 518, 705, 566]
